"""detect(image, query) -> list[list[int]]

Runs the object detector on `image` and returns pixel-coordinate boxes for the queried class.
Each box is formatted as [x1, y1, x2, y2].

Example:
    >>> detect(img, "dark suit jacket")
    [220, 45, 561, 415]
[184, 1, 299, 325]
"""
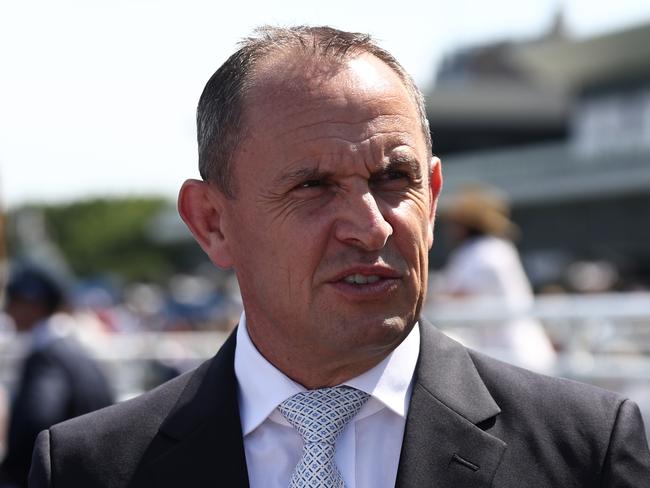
[1, 335, 113, 488]
[29, 321, 650, 487]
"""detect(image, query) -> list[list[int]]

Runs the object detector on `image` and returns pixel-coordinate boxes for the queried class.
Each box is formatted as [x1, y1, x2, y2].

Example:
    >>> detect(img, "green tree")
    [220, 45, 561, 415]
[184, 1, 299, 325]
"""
[8, 197, 203, 283]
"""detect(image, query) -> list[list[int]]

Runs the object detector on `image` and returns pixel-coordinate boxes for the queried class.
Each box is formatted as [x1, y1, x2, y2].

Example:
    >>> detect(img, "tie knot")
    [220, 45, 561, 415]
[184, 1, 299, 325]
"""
[279, 386, 369, 445]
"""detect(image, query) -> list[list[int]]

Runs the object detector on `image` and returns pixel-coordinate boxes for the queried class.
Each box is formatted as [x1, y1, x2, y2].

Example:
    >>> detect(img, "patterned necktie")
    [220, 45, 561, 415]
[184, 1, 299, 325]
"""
[278, 386, 369, 488]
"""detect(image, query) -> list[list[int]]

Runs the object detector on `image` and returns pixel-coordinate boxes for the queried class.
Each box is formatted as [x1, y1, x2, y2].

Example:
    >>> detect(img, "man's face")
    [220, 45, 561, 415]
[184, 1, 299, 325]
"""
[217, 53, 441, 382]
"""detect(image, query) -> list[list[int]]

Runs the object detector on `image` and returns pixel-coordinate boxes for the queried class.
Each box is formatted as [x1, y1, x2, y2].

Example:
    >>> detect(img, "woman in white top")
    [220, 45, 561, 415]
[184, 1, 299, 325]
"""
[436, 184, 556, 373]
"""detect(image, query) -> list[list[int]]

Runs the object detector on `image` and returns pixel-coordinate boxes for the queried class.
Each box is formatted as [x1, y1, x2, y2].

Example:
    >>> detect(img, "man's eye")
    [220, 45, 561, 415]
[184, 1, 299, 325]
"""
[298, 179, 323, 189]
[374, 170, 410, 183]
[385, 170, 408, 180]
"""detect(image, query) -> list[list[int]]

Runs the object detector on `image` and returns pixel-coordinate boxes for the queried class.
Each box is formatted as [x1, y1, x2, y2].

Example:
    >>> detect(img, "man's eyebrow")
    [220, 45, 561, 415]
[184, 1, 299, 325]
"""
[381, 154, 423, 177]
[276, 167, 333, 185]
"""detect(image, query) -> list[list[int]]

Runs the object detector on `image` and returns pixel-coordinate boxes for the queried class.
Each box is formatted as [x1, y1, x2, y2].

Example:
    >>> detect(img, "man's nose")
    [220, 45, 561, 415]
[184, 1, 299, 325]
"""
[334, 189, 393, 251]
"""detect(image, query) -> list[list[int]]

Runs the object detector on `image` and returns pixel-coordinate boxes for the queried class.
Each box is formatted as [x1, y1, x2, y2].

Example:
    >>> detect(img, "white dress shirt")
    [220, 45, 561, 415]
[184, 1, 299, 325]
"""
[234, 313, 420, 488]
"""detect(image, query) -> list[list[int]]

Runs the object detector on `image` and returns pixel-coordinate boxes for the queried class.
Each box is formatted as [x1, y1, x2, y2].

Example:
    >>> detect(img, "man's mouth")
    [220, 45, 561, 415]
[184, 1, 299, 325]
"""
[342, 274, 381, 285]
[329, 268, 400, 301]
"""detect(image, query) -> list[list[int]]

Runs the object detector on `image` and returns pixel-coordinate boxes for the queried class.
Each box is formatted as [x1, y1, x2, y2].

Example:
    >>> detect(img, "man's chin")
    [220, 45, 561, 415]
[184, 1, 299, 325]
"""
[326, 314, 416, 354]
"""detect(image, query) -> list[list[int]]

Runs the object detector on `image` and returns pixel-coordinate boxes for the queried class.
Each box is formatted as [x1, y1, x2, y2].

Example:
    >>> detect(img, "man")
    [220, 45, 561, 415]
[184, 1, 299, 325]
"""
[30, 26, 650, 487]
[0, 267, 113, 488]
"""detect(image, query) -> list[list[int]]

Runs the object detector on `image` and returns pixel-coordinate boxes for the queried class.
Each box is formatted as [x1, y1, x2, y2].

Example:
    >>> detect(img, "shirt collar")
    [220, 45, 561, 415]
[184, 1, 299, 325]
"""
[234, 312, 420, 436]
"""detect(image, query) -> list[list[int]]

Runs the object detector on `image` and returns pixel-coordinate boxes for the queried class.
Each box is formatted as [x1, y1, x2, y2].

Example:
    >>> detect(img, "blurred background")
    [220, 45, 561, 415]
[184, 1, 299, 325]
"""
[2, 0, 650, 482]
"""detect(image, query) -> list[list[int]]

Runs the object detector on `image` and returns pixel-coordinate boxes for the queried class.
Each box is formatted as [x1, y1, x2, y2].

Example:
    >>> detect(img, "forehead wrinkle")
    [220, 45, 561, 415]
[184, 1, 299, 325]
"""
[276, 166, 334, 186]
[262, 110, 415, 144]
[272, 138, 425, 190]
[292, 112, 413, 131]
[275, 149, 374, 183]
[283, 129, 418, 155]
[278, 132, 421, 179]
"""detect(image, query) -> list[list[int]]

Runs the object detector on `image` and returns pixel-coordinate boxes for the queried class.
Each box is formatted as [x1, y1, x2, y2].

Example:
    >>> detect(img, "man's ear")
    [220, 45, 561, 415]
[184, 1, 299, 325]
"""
[427, 157, 443, 249]
[178, 179, 234, 269]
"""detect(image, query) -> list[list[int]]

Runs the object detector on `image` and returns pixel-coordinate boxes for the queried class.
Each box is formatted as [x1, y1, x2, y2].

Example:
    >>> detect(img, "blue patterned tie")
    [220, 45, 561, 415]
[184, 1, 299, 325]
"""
[278, 386, 369, 488]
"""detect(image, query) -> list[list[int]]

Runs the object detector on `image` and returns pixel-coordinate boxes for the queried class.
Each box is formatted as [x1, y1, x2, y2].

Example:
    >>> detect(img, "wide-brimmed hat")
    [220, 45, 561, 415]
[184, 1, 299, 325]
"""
[440, 184, 519, 239]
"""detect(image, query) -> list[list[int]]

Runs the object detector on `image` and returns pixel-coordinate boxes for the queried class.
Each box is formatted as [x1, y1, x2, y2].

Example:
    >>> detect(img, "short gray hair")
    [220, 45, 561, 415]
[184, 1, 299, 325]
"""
[197, 25, 432, 198]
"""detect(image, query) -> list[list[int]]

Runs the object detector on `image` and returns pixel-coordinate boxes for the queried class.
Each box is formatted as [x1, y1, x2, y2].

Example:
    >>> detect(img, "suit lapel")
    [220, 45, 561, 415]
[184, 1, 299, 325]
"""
[136, 321, 506, 487]
[395, 320, 507, 488]
[145, 331, 249, 487]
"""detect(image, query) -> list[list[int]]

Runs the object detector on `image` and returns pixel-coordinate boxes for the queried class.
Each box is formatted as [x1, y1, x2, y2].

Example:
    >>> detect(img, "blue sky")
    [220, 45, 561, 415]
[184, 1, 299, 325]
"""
[2, 0, 650, 207]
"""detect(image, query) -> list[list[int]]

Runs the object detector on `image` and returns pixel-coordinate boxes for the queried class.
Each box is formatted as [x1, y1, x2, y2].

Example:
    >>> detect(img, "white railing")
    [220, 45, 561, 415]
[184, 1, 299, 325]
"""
[1, 293, 649, 399]
[425, 292, 650, 361]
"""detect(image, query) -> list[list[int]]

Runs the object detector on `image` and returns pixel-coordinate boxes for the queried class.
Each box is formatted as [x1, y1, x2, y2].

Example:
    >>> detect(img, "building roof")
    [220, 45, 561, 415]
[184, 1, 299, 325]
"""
[439, 142, 650, 207]
[515, 22, 650, 90]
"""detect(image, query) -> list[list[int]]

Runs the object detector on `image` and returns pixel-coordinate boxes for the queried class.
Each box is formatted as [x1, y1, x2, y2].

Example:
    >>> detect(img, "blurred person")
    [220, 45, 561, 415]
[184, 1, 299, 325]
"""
[437, 184, 556, 372]
[30, 26, 650, 488]
[565, 260, 620, 293]
[0, 267, 112, 488]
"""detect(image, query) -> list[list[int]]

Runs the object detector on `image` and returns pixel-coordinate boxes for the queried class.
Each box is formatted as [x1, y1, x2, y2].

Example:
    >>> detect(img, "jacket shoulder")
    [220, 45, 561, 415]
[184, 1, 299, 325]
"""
[467, 350, 649, 485]
[468, 349, 624, 415]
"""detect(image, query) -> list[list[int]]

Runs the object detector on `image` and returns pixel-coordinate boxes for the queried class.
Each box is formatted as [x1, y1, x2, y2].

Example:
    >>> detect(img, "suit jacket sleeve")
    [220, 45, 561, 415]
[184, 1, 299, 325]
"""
[602, 399, 650, 487]
[28, 430, 52, 488]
